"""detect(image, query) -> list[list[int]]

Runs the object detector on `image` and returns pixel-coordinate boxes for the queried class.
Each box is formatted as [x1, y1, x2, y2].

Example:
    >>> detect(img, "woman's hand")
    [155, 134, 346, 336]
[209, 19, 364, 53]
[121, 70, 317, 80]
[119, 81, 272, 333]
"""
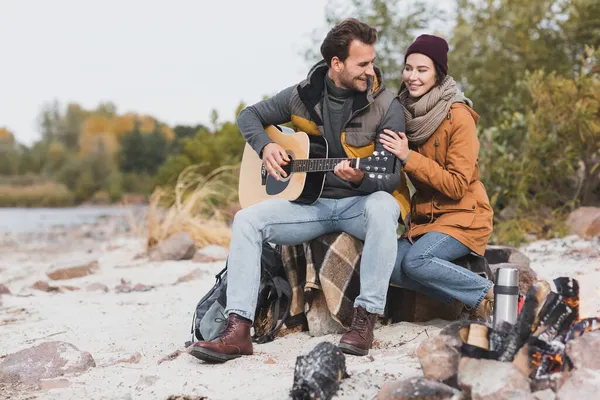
[380, 129, 410, 162]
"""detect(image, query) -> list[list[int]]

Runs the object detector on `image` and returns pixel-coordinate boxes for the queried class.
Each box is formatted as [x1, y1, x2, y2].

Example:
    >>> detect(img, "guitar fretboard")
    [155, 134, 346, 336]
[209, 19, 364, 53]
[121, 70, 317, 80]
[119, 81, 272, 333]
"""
[290, 158, 358, 172]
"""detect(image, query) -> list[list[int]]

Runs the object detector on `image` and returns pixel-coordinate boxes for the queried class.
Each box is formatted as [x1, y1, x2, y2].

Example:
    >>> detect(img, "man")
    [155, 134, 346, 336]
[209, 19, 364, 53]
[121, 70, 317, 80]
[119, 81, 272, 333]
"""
[190, 18, 409, 363]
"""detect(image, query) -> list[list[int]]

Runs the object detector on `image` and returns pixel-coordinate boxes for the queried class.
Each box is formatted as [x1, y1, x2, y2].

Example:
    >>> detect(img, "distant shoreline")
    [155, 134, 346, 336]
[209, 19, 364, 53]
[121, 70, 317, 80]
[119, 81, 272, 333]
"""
[0, 205, 146, 234]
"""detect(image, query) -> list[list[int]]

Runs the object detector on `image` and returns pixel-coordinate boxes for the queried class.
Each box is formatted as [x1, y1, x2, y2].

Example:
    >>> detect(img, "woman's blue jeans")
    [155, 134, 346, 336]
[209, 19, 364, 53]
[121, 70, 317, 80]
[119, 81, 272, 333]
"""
[390, 232, 492, 308]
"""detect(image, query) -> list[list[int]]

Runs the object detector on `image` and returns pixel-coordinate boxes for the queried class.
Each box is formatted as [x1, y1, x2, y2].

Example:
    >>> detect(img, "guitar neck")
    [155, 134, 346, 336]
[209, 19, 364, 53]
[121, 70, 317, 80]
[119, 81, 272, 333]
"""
[290, 158, 360, 173]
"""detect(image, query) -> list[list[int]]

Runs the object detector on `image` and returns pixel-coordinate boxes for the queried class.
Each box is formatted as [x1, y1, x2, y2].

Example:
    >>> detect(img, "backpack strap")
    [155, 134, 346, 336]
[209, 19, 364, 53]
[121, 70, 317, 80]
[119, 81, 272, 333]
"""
[254, 276, 293, 344]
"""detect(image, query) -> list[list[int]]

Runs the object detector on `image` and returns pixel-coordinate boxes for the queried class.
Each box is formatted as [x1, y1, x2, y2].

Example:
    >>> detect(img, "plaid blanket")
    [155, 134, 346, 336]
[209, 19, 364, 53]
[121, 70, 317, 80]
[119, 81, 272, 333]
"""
[280, 232, 365, 329]
[279, 232, 493, 330]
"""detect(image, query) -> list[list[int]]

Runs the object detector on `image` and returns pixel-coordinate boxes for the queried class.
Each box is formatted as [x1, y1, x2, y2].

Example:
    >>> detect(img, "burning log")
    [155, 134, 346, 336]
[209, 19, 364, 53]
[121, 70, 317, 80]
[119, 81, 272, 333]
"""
[554, 277, 579, 321]
[290, 342, 348, 400]
[499, 281, 550, 362]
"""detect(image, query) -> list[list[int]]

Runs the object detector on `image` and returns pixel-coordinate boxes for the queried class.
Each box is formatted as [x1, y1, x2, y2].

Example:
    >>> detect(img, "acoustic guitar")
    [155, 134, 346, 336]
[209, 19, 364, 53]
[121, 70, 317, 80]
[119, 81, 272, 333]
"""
[238, 125, 397, 209]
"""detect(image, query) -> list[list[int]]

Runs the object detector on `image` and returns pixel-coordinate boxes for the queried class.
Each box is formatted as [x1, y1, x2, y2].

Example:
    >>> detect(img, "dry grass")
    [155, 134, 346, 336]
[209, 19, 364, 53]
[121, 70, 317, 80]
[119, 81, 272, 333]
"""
[0, 182, 74, 207]
[146, 164, 240, 250]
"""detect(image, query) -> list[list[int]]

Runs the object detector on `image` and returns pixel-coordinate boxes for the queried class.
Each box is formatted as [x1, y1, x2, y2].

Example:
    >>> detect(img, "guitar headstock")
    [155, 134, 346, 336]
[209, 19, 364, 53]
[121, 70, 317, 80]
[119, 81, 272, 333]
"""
[357, 150, 397, 179]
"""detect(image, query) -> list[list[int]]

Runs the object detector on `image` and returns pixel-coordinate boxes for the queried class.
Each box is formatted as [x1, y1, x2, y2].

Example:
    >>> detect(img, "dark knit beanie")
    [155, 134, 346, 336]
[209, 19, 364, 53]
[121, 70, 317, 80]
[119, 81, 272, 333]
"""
[404, 34, 449, 75]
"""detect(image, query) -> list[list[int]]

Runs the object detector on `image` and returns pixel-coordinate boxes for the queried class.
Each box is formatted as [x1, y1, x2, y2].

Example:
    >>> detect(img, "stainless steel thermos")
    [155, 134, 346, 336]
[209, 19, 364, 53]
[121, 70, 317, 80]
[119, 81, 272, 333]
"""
[493, 267, 520, 326]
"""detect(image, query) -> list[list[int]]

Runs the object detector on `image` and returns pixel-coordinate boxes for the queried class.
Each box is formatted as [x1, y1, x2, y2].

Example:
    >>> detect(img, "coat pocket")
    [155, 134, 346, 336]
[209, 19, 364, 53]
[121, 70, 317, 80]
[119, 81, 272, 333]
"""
[432, 195, 477, 228]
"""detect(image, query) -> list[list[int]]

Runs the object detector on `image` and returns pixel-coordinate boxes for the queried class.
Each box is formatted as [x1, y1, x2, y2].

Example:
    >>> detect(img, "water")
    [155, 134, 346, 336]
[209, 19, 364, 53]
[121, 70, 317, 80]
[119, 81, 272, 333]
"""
[0, 207, 133, 233]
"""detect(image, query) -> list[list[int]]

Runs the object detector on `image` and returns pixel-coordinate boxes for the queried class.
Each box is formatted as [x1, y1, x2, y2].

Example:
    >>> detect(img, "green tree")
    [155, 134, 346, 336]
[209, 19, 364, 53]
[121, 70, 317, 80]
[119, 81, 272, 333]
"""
[450, 0, 600, 128]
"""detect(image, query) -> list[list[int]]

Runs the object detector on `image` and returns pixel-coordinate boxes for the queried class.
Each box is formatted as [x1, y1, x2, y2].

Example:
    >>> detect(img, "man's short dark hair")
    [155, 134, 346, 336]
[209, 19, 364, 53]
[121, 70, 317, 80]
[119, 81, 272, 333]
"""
[320, 18, 378, 66]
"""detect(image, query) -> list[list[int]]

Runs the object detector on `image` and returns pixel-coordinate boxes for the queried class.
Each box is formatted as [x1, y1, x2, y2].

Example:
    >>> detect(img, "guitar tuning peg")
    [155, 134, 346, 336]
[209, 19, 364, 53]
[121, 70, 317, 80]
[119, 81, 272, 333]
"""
[366, 166, 371, 171]
[373, 151, 379, 156]
[380, 151, 386, 156]
[384, 157, 388, 161]
[369, 173, 375, 179]
[377, 174, 383, 179]
[382, 167, 386, 172]
[374, 167, 378, 171]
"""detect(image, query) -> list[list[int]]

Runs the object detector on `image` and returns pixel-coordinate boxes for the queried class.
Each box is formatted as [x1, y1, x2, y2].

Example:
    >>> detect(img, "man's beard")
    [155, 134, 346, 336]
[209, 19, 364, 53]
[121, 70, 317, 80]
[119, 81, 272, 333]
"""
[339, 72, 368, 92]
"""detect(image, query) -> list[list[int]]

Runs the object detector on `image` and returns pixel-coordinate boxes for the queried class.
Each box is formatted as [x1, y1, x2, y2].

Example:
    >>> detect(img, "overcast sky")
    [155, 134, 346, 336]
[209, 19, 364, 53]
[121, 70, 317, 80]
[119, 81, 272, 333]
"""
[0, 0, 453, 146]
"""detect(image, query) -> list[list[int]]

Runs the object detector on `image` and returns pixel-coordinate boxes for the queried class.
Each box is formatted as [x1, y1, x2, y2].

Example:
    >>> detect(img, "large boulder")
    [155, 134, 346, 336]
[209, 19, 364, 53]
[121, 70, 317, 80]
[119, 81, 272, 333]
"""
[566, 207, 600, 239]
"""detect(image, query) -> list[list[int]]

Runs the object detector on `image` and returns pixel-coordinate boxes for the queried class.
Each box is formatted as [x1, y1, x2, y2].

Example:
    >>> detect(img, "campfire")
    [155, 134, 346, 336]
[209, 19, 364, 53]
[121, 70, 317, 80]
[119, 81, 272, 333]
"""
[375, 275, 600, 399]
[430, 276, 598, 399]
[461, 277, 597, 380]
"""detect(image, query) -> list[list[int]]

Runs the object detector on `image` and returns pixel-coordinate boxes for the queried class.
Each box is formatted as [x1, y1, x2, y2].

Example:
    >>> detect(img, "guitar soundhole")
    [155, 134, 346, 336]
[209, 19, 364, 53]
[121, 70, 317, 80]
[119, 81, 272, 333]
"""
[265, 151, 294, 195]
[278, 151, 294, 182]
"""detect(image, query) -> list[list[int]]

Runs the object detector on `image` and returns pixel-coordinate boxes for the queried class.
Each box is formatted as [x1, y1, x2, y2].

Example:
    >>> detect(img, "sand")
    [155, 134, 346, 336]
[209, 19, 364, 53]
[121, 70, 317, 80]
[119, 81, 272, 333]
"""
[0, 225, 598, 400]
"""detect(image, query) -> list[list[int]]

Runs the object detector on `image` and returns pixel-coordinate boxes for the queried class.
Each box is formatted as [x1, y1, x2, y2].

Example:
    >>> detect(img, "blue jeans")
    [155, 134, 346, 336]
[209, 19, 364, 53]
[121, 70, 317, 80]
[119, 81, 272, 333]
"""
[390, 232, 492, 308]
[226, 191, 400, 322]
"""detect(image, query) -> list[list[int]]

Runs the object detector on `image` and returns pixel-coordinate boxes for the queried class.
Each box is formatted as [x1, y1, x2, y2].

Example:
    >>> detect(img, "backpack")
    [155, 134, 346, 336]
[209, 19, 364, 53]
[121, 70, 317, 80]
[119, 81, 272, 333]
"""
[185, 242, 293, 347]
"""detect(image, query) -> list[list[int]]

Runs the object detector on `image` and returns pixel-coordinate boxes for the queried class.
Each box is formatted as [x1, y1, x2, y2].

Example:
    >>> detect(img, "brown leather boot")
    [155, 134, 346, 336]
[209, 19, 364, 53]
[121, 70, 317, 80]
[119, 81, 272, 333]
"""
[338, 306, 377, 356]
[189, 313, 253, 363]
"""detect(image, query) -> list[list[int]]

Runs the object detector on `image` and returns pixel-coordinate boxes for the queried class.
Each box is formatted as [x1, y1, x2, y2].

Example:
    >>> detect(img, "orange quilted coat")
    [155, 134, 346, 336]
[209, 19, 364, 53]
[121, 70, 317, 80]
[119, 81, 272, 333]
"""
[402, 103, 493, 255]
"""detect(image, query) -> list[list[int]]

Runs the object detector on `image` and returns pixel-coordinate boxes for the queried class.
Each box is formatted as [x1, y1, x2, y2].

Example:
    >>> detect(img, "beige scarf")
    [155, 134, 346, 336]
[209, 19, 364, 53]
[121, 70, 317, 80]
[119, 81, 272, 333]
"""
[398, 76, 458, 146]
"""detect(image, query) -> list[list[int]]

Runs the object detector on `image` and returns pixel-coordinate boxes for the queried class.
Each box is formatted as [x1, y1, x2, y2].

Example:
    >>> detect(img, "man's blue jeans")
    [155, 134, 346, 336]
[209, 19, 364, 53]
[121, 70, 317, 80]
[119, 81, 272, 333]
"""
[390, 232, 492, 308]
[225, 191, 400, 322]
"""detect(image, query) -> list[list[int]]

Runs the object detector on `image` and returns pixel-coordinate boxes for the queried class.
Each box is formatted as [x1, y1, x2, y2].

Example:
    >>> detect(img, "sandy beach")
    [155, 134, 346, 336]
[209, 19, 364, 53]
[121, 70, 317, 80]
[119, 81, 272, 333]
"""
[1, 213, 598, 400]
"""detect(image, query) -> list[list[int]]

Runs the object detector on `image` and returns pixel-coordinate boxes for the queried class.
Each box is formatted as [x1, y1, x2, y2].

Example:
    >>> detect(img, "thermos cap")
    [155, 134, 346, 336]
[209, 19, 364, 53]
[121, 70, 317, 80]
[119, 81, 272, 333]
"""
[495, 267, 519, 287]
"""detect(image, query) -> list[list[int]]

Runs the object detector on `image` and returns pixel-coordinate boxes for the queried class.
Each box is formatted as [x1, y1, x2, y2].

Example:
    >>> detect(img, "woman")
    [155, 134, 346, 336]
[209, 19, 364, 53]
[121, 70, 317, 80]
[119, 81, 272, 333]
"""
[380, 34, 494, 320]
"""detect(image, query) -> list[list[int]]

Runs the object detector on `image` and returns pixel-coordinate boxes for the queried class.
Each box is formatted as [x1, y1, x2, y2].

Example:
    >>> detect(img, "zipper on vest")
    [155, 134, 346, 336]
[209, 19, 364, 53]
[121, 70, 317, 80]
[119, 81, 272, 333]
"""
[343, 100, 374, 130]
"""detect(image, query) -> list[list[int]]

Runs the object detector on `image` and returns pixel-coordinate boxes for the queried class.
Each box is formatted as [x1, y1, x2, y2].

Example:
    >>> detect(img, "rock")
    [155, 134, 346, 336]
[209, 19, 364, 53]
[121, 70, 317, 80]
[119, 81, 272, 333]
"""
[439, 320, 472, 342]
[0, 284, 10, 295]
[306, 290, 346, 336]
[458, 358, 531, 399]
[533, 389, 556, 400]
[47, 260, 99, 280]
[530, 373, 567, 393]
[157, 349, 185, 365]
[32, 280, 80, 293]
[454, 253, 494, 281]
[115, 279, 154, 293]
[149, 231, 196, 261]
[166, 396, 207, 400]
[86, 282, 109, 292]
[488, 263, 537, 296]
[565, 330, 600, 370]
[566, 207, 600, 239]
[377, 377, 464, 400]
[194, 244, 228, 261]
[417, 334, 462, 382]
[175, 268, 207, 284]
[95, 351, 141, 367]
[0, 341, 95, 385]
[484, 245, 531, 268]
[556, 368, 600, 399]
